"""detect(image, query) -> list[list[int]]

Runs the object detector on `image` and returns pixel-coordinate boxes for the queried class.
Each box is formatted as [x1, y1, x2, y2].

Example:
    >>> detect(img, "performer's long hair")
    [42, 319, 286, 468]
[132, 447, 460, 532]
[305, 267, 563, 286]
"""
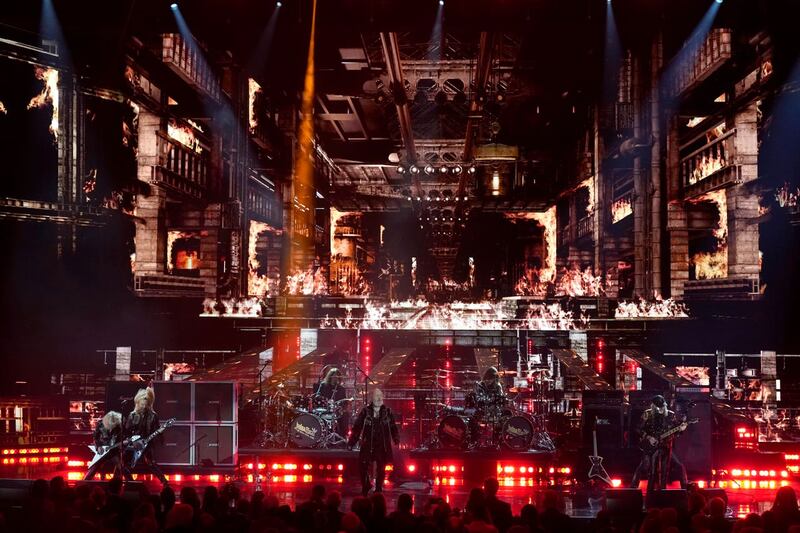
[102, 411, 122, 430]
[322, 367, 342, 385]
[483, 367, 499, 384]
[133, 387, 155, 414]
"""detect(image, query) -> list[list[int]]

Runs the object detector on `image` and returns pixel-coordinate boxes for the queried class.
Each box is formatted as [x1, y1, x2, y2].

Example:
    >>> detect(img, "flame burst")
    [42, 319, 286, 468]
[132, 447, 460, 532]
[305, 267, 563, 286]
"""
[320, 299, 581, 331]
[505, 206, 557, 283]
[689, 189, 728, 280]
[285, 267, 329, 295]
[688, 153, 726, 186]
[202, 297, 262, 317]
[615, 297, 689, 318]
[248, 78, 261, 133]
[580, 176, 595, 214]
[611, 196, 633, 223]
[248, 221, 281, 296]
[0, 101, 6, 115]
[554, 265, 603, 297]
[27, 67, 59, 138]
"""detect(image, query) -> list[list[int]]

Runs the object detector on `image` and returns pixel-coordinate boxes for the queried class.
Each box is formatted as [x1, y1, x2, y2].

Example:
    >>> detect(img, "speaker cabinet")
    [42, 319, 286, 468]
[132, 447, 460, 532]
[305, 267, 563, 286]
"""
[646, 489, 688, 511]
[153, 382, 192, 422]
[152, 423, 193, 466]
[194, 425, 236, 466]
[605, 488, 643, 515]
[193, 382, 236, 423]
[582, 391, 625, 454]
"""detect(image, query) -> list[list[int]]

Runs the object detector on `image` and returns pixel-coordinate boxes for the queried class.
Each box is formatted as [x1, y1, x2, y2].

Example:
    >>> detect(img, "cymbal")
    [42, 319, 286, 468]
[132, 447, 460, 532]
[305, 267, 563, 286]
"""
[497, 370, 517, 375]
[336, 397, 355, 403]
[454, 370, 478, 374]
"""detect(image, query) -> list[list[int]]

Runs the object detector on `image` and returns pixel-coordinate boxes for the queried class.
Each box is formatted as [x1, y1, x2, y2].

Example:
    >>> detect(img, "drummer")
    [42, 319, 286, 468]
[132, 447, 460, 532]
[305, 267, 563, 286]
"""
[314, 367, 349, 441]
[475, 366, 505, 404]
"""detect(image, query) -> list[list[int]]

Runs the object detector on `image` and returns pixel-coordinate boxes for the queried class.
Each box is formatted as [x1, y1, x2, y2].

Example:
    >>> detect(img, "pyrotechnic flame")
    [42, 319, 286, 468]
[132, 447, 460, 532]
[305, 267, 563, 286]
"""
[27, 67, 59, 138]
[320, 299, 579, 331]
[554, 265, 604, 297]
[248, 221, 281, 296]
[248, 78, 261, 133]
[167, 120, 202, 153]
[201, 297, 263, 317]
[689, 189, 728, 280]
[284, 267, 329, 296]
[611, 196, 633, 223]
[0, 101, 6, 115]
[505, 206, 557, 283]
[688, 153, 726, 185]
[579, 176, 595, 214]
[615, 297, 689, 318]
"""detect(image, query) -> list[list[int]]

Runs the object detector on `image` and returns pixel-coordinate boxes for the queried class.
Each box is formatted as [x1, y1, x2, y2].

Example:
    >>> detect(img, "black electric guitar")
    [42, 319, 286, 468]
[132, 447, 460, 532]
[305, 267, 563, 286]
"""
[128, 418, 176, 468]
[587, 417, 612, 485]
[639, 418, 698, 454]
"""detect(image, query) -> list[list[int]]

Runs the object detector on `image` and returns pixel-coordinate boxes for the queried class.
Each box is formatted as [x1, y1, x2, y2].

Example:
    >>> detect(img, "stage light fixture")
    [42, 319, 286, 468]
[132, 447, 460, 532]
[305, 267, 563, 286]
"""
[170, 2, 178, 9]
[440, 166, 449, 174]
[715, 0, 723, 3]
[424, 165, 435, 175]
[468, 165, 477, 174]
[439, 0, 444, 4]
[397, 166, 405, 174]
[452, 165, 462, 174]
[276, 1, 282, 6]
[409, 166, 420, 174]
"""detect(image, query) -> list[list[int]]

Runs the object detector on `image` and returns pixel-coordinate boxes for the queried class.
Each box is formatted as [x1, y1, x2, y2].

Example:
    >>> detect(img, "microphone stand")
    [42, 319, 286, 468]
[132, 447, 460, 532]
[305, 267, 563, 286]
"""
[350, 361, 376, 405]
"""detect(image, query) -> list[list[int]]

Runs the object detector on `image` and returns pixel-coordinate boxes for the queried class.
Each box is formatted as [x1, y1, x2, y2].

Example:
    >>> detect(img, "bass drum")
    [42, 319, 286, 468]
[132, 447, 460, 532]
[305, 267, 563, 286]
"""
[502, 415, 534, 451]
[437, 415, 469, 449]
[289, 412, 325, 448]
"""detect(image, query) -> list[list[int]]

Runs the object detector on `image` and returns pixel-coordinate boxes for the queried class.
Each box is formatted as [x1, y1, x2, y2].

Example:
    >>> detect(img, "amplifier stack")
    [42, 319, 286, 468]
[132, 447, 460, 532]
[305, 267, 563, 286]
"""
[151, 381, 238, 467]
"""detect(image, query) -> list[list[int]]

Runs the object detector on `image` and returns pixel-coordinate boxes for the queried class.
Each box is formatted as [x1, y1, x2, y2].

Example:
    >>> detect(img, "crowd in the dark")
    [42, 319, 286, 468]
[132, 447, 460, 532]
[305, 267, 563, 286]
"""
[1, 476, 800, 533]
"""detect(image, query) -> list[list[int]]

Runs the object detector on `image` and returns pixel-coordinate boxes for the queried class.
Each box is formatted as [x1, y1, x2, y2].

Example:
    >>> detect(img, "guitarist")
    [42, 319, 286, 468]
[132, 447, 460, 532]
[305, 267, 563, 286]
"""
[124, 387, 168, 486]
[630, 395, 688, 492]
[84, 411, 129, 480]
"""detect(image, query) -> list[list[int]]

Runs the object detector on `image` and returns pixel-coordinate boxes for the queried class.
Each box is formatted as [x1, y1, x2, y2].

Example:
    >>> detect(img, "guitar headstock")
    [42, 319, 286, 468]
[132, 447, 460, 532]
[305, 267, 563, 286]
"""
[163, 418, 176, 429]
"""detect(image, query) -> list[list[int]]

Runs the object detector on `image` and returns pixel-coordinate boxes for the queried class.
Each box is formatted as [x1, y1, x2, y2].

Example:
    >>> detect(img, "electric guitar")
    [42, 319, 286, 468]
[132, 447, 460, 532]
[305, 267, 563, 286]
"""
[639, 418, 698, 454]
[87, 441, 122, 469]
[587, 417, 612, 485]
[128, 418, 176, 468]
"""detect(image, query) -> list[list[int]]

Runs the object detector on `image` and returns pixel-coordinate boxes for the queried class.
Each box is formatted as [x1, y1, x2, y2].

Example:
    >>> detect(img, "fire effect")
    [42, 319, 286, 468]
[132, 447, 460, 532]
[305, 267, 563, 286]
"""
[248, 220, 282, 296]
[505, 207, 557, 283]
[611, 196, 633, 223]
[689, 189, 728, 280]
[284, 267, 329, 296]
[202, 297, 263, 317]
[579, 177, 596, 214]
[248, 78, 261, 133]
[615, 297, 689, 319]
[27, 67, 59, 138]
[0, 101, 6, 115]
[688, 153, 726, 186]
[554, 265, 603, 297]
[321, 299, 581, 331]
[167, 119, 203, 153]
[776, 183, 800, 208]
[515, 264, 603, 297]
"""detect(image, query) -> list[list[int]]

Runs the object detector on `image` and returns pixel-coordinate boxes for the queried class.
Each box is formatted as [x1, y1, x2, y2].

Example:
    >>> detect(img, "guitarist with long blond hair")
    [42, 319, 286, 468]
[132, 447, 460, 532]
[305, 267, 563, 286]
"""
[124, 387, 169, 486]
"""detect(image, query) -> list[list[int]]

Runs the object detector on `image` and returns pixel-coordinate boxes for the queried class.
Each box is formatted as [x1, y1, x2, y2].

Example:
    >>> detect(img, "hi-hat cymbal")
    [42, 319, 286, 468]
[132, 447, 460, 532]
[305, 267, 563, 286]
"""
[497, 370, 517, 375]
[453, 370, 478, 374]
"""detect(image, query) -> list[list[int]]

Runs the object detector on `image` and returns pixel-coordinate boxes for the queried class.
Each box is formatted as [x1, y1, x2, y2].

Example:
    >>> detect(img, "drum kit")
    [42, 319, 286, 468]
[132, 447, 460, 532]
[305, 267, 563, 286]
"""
[255, 384, 355, 449]
[424, 368, 556, 452]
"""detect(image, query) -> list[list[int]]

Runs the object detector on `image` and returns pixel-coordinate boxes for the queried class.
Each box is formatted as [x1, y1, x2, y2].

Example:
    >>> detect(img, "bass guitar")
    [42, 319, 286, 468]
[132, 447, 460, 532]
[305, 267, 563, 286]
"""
[639, 418, 698, 454]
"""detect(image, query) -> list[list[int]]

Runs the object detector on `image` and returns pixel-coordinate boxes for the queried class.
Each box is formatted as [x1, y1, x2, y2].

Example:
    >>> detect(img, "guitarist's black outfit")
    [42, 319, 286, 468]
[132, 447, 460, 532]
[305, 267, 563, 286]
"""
[84, 423, 129, 480]
[124, 408, 168, 485]
[630, 396, 688, 491]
